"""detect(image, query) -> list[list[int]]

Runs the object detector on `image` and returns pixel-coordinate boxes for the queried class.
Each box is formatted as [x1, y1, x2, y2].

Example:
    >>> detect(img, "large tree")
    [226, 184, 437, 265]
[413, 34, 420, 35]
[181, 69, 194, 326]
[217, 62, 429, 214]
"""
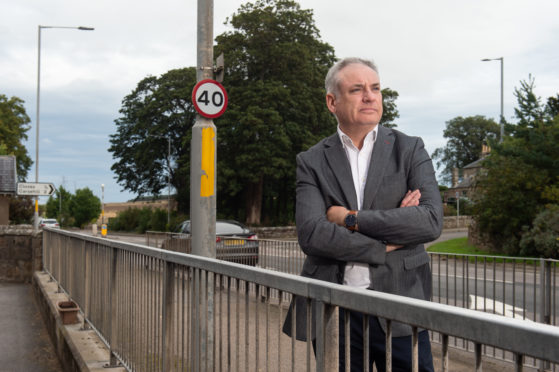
[0, 94, 32, 179]
[109, 67, 198, 212]
[474, 76, 559, 256]
[214, 0, 337, 224]
[431, 116, 500, 185]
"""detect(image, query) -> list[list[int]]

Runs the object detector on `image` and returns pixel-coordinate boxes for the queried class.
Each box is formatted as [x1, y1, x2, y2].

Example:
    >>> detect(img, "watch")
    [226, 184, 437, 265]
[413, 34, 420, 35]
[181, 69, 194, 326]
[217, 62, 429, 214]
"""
[344, 210, 358, 231]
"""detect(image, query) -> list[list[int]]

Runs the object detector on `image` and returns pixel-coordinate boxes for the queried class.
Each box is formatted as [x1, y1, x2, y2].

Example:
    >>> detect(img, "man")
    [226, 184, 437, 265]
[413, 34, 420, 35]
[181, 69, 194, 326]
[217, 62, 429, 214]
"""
[283, 57, 443, 371]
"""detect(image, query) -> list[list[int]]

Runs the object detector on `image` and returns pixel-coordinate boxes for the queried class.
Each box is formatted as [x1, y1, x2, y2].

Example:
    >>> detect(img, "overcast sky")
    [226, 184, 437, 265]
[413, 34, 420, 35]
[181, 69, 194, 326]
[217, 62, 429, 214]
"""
[1, 0, 558, 203]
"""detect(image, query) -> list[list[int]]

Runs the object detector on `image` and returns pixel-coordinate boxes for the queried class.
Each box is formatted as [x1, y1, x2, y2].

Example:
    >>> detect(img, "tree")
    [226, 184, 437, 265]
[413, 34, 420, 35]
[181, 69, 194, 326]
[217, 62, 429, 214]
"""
[473, 77, 559, 256]
[431, 116, 500, 185]
[45, 186, 73, 227]
[379, 87, 399, 128]
[213, 0, 337, 224]
[0, 94, 32, 179]
[69, 188, 101, 228]
[109, 67, 198, 212]
[9, 196, 33, 224]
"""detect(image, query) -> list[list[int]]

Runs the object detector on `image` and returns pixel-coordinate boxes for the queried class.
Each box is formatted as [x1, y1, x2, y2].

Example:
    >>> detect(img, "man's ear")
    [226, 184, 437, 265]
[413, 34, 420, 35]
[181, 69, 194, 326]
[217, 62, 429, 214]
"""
[326, 93, 336, 114]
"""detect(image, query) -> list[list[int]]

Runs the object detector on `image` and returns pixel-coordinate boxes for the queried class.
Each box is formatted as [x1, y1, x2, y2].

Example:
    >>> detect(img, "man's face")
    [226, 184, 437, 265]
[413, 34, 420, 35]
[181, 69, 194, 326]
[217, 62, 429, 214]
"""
[326, 63, 383, 129]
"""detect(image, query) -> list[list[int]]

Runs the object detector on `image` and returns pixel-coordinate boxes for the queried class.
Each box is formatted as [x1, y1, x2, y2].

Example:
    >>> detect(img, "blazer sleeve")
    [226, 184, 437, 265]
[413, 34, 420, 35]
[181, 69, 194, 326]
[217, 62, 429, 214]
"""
[295, 152, 387, 265]
[356, 137, 443, 245]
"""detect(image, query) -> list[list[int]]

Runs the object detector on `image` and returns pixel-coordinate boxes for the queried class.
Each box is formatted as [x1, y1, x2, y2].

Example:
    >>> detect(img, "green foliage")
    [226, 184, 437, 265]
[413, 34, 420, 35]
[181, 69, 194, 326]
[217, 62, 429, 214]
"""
[109, 67, 197, 213]
[69, 188, 101, 228]
[379, 87, 399, 128]
[9, 196, 33, 224]
[519, 205, 559, 258]
[431, 115, 499, 185]
[474, 76, 559, 256]
[108, 207, 172, 233]
[214, 0, 337, 224]
[0, 94, 32, 179]
[45, 186, 74, 227]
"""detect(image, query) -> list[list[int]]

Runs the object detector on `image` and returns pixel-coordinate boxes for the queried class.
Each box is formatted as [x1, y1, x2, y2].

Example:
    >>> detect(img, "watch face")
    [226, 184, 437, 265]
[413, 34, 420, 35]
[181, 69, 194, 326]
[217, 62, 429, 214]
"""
[345, 213, 357, 227]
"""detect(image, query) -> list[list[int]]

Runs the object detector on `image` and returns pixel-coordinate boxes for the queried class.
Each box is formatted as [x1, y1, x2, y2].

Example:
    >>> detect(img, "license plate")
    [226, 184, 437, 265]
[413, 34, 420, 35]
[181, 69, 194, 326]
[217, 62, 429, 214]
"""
[224, 239, 245, 246]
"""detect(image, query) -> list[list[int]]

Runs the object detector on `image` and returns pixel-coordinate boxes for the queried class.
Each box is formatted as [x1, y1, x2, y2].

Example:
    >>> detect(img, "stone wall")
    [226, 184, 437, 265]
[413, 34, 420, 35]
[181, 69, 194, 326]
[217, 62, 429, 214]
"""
[251, 217, 469, 240]
[251, 226, 297, 239]
[443, 216, 472, 230]
[0, 225, 42, 283]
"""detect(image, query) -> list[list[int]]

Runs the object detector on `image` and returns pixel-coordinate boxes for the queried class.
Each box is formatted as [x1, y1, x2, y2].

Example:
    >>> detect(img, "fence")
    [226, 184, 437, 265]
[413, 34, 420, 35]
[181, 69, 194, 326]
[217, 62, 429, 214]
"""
[42, 228, 559, 371]
[146, 231, 559, 369]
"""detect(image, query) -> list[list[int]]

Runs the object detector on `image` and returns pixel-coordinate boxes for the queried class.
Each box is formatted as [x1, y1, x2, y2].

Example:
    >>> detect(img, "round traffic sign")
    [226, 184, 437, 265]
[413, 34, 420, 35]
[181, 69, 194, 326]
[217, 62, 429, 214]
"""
[192, 79, 228, 118]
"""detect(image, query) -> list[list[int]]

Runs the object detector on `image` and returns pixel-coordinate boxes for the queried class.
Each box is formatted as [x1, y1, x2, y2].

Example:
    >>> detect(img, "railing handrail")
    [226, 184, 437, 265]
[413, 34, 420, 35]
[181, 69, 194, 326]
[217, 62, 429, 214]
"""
[45, 228, 559, 363]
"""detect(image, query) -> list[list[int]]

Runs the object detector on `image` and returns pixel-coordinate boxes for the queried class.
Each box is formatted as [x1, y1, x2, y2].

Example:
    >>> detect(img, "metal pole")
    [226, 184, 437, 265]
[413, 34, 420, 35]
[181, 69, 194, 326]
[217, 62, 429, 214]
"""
[500, 57, 504, 143]
[481, 57, 504, 143]
[456, 191, 460, 228]
[101, 184, 104, 225]
[192, 0, 216, 261]
[33, 25, 94, 232]
[34, 26, 42, 232]
[192, 0, 216, 369]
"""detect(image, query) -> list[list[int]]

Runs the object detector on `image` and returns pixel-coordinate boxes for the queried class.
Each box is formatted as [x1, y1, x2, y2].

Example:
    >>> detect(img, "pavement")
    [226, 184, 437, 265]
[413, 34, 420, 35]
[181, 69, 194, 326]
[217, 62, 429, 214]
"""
[0, 282, 62, 372]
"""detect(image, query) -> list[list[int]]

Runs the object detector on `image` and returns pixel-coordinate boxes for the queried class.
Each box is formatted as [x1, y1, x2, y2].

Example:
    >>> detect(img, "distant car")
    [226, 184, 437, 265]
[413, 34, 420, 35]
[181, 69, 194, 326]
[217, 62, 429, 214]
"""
[170, 220, 259, 266]
[39, 218, 60, 229]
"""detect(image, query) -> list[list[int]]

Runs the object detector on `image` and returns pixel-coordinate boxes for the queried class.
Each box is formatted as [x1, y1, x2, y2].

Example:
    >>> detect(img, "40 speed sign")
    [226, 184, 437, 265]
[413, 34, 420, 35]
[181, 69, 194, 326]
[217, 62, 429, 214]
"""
[192, 79, 228, 118]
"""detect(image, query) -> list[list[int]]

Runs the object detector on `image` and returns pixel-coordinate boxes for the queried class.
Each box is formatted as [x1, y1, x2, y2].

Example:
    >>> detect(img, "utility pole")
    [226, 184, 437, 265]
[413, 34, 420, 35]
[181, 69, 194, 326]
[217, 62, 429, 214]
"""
[191, 0, 216, 369]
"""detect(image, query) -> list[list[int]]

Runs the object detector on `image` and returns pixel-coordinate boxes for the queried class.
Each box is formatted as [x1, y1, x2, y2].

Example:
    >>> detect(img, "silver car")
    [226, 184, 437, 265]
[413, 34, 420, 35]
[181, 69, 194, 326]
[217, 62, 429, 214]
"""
[171, 220, 259, 266]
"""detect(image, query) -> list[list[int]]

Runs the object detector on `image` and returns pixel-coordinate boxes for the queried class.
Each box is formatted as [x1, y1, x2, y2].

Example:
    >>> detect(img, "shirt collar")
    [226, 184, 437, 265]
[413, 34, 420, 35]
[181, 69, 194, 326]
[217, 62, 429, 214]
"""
[337, 125, 378, 150]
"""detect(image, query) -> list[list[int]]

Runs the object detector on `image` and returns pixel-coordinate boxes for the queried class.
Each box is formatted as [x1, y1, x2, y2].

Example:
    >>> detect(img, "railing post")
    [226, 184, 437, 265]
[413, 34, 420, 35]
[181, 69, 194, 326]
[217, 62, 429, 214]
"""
[316, 301, 338, 371]
[162, 261, 176, 371]
[539, 260, 552, 371]
[81, 240, 91, 330]
[105, 247, 120, 368]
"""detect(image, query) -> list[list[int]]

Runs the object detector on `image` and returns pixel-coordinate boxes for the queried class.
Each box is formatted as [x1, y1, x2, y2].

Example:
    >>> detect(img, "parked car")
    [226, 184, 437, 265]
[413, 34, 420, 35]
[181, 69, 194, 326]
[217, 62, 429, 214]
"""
[168, 220, 259, 266]
[39, 218, 60, 229]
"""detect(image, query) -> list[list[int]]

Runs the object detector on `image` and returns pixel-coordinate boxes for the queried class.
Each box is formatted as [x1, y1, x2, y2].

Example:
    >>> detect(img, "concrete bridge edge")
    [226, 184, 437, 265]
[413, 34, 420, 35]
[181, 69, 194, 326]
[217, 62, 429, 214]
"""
[32, 271, 126, 372]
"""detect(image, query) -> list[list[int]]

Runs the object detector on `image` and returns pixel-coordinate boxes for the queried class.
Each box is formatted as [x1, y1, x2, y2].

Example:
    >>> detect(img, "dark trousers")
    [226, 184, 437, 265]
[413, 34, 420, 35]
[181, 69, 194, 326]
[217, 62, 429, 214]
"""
[338, 309, 434, 372]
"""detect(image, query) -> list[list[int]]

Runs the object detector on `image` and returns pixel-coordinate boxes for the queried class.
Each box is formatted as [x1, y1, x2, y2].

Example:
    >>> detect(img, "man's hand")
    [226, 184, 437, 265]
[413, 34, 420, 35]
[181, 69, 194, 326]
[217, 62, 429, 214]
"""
[326, 205, 349, 226]
[400, 189, 421, 208]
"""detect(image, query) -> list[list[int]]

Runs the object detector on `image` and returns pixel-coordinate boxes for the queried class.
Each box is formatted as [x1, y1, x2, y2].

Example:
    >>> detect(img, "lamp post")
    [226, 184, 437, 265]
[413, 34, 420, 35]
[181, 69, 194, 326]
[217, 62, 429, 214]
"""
[101, 184, 105, 225]
[34, 25, 94, 231]
[481, 57, 504, 142]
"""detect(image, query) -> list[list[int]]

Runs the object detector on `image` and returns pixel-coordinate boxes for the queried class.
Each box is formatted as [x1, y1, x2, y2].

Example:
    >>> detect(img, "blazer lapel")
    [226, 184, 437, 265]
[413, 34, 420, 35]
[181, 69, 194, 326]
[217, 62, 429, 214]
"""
[362, 126, 394, 209]
[323, 134, 358, 210]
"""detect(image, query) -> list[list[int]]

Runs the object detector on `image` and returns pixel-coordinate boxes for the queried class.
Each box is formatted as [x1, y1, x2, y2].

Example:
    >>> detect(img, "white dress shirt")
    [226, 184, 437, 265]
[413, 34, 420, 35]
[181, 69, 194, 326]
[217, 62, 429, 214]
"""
[337, 125, 378, 289]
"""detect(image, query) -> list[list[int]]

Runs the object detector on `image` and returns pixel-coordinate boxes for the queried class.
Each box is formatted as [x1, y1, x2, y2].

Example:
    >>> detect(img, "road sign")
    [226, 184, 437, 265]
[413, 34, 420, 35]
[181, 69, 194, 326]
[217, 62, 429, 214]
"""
[17, 182, 56, 196]
[192, 79, 228, 119]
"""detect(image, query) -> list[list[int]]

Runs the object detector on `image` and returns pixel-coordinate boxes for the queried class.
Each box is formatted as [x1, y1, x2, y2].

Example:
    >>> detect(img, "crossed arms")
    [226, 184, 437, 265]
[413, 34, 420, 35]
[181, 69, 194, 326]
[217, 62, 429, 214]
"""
[295, 136, 443, 266]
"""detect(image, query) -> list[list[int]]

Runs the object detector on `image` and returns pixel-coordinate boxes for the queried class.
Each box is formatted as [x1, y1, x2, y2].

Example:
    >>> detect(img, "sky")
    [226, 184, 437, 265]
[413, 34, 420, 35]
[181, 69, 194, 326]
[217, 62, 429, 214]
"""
[1, 0, 558, 203]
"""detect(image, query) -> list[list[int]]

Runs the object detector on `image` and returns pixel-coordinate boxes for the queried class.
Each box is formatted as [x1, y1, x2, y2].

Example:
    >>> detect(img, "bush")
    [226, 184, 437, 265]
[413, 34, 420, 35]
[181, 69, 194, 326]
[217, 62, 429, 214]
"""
[108, 207, 183, 233]
[519, 205, 559, 258]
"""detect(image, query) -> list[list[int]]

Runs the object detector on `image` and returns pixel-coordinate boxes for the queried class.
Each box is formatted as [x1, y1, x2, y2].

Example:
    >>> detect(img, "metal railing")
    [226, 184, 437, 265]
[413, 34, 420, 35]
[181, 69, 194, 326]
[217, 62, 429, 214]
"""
[44, 228, 559, 371]
[147, 232, 559, 368]
[146, 232, 559, 326]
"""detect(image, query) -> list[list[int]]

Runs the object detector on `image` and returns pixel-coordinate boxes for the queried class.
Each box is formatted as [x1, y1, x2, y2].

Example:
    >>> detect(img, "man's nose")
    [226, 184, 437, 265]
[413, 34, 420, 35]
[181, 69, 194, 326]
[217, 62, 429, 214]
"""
[362, 89, 374, 102]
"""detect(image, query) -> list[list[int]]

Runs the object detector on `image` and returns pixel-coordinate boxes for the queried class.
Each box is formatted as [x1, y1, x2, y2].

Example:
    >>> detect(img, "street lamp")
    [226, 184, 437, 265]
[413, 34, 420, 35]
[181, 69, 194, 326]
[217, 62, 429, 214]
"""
[481, 57, 504, 142]
[101, 184, 105, 225]
[34, 25, 94, 231]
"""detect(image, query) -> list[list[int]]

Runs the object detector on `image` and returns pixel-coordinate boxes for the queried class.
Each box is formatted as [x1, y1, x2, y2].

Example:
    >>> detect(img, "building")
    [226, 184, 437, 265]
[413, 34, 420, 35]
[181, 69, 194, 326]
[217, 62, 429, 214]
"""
[442, 144, 490, 203]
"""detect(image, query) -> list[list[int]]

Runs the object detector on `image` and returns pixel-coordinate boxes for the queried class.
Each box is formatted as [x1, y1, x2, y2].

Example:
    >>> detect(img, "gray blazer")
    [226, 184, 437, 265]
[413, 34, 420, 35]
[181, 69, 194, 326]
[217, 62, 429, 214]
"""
[283, 125, 443, 340]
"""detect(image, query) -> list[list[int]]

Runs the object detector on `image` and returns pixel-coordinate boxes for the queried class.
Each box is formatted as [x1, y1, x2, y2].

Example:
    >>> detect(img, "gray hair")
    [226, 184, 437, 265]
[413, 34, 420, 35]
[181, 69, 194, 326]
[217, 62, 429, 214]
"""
[325, 57, 379, 96]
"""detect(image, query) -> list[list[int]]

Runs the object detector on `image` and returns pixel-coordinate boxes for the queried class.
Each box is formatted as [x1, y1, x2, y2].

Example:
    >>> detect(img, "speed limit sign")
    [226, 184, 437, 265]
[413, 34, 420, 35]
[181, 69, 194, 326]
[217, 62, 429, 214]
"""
[192, 79, 228, 118]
